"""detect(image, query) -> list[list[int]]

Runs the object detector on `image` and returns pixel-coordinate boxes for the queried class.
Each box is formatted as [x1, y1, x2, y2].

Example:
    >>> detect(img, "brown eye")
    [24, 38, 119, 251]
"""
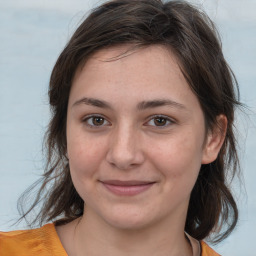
[92, 117, 105, 126]
[84, 115, 110, 127]
[145, 115, 174, 128]
[154, 117, 167, 126]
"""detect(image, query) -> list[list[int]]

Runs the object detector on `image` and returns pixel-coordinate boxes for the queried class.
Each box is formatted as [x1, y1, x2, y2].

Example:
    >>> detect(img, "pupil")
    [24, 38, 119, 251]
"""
[154, 117, 166, 126]
[93, 117, 104, 125]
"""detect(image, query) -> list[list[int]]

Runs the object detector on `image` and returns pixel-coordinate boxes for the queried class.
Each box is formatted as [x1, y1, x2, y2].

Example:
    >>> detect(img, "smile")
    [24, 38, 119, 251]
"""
[100, 180, 156, 196]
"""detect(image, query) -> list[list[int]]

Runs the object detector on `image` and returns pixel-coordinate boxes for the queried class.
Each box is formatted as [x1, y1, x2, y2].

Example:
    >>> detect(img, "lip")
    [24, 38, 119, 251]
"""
[100, 180, 156, 196]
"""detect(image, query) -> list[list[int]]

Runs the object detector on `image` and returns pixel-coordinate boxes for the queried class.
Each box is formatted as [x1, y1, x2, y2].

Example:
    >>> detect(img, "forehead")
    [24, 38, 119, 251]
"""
[71, 45, 199, 102]
[73, 44, 185, 89]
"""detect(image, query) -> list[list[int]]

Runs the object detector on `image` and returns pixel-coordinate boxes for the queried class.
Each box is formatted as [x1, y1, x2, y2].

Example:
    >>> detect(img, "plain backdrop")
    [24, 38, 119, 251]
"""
[0, 0, 255, 255]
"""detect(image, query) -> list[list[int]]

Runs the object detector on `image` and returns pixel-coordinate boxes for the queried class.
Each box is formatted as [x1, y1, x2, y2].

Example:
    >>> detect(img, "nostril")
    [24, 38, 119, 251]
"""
[106, 148, 144, 170]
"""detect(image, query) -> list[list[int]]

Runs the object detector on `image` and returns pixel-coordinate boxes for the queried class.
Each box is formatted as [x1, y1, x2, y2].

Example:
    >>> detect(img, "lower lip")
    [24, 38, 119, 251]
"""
[101, 183, 155, 196]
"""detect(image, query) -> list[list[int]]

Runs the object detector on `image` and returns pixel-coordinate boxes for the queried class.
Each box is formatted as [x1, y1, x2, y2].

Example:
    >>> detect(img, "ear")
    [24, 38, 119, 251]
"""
[201, 115, 227, 164]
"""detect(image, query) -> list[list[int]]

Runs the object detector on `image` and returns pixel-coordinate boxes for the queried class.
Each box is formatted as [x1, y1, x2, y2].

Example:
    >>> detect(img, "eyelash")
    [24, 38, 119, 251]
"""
[82, 114, 175, 128]
[145, 115, 175, 128]
[82, 114, 110, 128]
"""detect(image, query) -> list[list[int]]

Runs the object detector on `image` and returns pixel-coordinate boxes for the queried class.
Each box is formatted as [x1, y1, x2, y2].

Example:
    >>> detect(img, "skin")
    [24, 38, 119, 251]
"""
[56, 45, 226, 256]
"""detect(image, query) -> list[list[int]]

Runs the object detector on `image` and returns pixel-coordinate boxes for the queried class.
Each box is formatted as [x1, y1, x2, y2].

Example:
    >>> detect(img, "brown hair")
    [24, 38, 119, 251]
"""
[18, 0, 241, 243]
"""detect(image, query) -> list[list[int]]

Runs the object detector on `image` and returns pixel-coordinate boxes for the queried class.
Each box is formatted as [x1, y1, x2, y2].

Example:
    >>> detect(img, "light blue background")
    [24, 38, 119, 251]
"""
[0, 0, 255, 255]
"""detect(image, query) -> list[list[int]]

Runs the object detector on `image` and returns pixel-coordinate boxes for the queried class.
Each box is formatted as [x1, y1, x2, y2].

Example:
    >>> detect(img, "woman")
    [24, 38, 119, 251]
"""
[0, 0, 241, 255]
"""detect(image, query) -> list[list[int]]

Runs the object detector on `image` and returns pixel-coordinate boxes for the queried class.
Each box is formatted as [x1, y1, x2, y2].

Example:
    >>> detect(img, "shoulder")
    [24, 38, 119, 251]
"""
[0, 224, 53, 256]
[0, 223, 67, 256]
[201, 241, 221, 256]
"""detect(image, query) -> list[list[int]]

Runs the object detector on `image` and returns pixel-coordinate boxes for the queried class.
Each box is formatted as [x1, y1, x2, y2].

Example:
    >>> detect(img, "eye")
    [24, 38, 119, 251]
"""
[146, 115, 174, 127]
[83, 115, 110, 128]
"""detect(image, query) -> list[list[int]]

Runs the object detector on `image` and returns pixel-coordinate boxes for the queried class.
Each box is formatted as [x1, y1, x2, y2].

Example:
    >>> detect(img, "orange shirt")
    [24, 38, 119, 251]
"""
[0, 223, 220, 256]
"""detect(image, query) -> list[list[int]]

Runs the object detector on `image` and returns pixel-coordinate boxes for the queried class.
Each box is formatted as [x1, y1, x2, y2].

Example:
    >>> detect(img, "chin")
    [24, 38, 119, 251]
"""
[100, 205, 159, 231]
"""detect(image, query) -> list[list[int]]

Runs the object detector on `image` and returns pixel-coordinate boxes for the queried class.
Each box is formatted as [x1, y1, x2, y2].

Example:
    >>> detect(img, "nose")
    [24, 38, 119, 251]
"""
[106, 124, 145, 170]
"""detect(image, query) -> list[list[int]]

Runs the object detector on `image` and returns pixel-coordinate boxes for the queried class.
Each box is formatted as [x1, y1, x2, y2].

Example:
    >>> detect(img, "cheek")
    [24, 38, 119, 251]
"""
[67, 130, 107, 193]
[67, 126, 104, 168]
[148, 131, 203, 191]
[68, 142, 103, 204]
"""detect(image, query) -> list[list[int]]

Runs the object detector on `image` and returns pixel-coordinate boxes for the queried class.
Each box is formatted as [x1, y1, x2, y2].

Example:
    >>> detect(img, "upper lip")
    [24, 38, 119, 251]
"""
[100, 180, 156, 186]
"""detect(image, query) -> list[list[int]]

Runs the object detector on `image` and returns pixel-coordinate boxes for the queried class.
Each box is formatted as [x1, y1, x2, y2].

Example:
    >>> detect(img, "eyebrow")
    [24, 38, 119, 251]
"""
[72, 97, 112, 109]
[137, 99, 186, 110]
[72, 97, 186, 110]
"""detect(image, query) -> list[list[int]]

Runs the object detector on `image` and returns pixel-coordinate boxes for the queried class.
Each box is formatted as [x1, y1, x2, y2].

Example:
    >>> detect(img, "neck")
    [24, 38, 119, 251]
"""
[72, 207, 192, 256]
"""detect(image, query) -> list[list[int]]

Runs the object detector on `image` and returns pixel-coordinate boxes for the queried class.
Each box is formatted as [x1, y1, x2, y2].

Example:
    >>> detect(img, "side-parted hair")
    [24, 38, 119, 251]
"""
[19, 0, 241, 243]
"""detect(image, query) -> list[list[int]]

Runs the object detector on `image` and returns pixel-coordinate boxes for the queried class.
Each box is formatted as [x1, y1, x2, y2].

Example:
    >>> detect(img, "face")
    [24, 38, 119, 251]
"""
[66, 45, 221, 230]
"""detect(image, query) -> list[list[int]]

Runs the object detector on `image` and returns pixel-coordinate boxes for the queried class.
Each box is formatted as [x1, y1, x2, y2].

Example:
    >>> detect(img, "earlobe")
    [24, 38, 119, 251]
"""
[201, 115, 227, 164]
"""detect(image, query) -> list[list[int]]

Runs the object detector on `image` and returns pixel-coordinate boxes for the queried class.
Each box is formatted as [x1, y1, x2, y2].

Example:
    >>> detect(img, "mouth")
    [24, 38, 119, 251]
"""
[99, 180, 156, 196]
